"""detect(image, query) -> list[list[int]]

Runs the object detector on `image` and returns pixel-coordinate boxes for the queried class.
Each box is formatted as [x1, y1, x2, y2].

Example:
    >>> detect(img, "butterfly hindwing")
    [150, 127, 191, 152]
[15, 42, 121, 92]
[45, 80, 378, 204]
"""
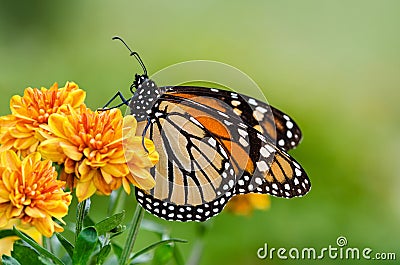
[135, 98, 237, 221]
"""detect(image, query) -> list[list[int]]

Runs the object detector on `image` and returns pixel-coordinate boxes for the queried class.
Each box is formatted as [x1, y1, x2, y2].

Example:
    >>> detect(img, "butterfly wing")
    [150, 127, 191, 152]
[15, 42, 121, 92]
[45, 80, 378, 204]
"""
[133, 85, 310, 222]
[163, 86, 303, 151]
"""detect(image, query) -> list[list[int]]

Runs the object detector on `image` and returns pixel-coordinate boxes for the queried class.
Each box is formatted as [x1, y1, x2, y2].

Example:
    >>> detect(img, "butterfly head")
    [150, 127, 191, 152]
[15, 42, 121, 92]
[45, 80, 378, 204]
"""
[133, 73, 148, 89]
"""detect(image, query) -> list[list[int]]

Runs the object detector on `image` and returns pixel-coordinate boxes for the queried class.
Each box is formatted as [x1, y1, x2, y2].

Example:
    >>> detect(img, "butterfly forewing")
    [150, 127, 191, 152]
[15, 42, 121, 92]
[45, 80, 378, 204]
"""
[164, 86, 302, 151]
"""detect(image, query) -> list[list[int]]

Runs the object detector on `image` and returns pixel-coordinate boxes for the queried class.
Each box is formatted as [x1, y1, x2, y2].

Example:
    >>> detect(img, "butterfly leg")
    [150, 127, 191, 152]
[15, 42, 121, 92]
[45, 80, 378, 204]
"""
[98, 91, 131, 111]
[141, 117, 152, 153]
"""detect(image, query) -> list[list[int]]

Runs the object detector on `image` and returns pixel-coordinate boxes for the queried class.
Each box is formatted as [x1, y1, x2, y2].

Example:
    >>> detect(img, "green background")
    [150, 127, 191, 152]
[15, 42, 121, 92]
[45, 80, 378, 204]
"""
[0, 1, 399, 264]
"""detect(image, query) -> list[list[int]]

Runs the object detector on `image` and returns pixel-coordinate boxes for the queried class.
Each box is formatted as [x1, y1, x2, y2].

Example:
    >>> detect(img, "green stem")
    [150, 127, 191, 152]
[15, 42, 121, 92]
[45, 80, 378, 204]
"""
[75, 198, 90, 243]
[186, 221, 213, 265]
[119, 204, 144, 265]
[186, 240, 204, 265]
[109, 187, 127, 216]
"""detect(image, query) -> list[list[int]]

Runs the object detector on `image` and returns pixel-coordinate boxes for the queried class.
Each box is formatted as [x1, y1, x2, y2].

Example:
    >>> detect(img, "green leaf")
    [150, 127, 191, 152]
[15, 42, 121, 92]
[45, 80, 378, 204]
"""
[152, 244, 173, 265]
[131, 238, 187, 262]
[96, 244, 111, 265]
[55, 232, 74, 259]
[130, 254, 152, 264]
[140, 219, 167, 236]
[72, 227, 98, 265]
[10, 241, 49, 265]
[2, 255, 21, 265]
[173, 246, 185, 265]
[38, 256, 57, 265]
[0, 229, 17, 239]
[83, 215, 96, 228]
[12, 227, 64, 265]
[111, 243, 122, 260]
[95, 211, 125, 235]
[109, 225, 126, 239]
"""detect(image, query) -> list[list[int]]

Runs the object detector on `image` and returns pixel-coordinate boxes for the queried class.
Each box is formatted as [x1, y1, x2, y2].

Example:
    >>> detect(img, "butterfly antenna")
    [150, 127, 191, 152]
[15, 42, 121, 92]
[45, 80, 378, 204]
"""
[112, 36, 148, 76]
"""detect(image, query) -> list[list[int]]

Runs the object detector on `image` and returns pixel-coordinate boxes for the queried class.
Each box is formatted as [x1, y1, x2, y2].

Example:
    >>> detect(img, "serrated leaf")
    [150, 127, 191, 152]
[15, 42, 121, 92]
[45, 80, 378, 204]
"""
[2, 255, 21, 265]
[131, 238, 187, 262]
[96, 244, 111, 265]
[95, 211, 125, 235]
[55, 232, 74, 259]
[72, 227, 98, 265]
[12, 227, 64, 265]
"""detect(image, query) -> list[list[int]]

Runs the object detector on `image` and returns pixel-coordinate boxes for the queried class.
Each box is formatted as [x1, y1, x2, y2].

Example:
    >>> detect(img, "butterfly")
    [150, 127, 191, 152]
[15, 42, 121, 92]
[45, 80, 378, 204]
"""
[105, 37, 311, 222]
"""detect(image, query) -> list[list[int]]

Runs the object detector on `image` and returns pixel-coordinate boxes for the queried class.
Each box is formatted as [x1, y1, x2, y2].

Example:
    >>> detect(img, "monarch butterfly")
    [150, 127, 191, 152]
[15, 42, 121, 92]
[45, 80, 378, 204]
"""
[106, 37, 310, 222]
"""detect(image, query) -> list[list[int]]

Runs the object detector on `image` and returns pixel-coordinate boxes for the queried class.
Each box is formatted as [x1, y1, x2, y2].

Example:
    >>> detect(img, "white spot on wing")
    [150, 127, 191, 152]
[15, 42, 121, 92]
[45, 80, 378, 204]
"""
[256, 161, 269, 172]
[255, 177, 262, 185]
[239, 137, 249, 147]
[253, 110, 264, 121]
[238, 128, 248, 138]
[208, 138, 217, 147]
[231, 100, 241, 106]
[260, 146, 270, 158]
[248, 98, 258, 106]
[218, 111, 229, 118]
[256, 106, 268, 113]
[224, 120, 233, 126]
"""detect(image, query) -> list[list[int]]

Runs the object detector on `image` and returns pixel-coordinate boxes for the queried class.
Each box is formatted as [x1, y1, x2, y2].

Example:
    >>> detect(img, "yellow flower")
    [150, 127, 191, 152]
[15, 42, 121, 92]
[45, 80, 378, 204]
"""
[0, 150, 72, 238]
[0, 82, 85, 156]
[123, 115, 159, 192]
[0, 219, 42, 256]
[38, 105, 158, 202]
[225, 194, 270, 216]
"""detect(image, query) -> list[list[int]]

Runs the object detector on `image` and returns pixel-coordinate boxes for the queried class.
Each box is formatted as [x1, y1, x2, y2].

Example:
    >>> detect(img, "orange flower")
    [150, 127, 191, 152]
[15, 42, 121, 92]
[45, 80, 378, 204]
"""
[0, 150, 72, 238]
[0, 82, 85, 156]
[38, 105, 158, 202]
[225, 194, 270, 216]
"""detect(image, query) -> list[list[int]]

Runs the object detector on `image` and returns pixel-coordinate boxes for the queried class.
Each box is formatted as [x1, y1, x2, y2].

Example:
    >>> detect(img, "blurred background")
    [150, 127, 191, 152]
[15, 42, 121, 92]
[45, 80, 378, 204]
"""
[0, 1, 399, 264]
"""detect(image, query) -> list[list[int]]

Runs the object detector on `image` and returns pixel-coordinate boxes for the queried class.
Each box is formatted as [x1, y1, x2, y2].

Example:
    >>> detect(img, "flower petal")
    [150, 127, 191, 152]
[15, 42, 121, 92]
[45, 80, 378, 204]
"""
[60, 142, 83, 161]
[76, 180, 97, 202]
[38, 138, 67, 163]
